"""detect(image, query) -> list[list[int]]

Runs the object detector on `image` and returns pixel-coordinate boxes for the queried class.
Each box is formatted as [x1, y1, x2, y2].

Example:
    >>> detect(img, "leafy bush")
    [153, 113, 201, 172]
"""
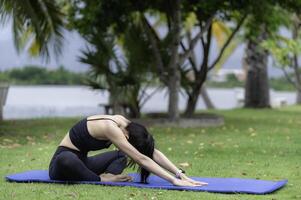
[0, 66, 86, 85]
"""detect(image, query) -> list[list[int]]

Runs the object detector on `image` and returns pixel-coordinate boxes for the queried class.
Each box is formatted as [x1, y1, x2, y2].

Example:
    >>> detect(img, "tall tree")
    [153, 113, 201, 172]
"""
[141, 0, 182, 121]
[243, 0, 301, 108]
[262, 14, 301, 104]
[69, 1, 157, 117]
[244, 25, 270, 108]
[179, 2, 247, 116]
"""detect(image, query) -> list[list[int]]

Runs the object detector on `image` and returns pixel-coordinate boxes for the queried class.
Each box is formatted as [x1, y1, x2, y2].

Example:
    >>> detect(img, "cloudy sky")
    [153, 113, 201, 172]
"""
[0, 22, 90, 72]
[0, 21, 283, 76]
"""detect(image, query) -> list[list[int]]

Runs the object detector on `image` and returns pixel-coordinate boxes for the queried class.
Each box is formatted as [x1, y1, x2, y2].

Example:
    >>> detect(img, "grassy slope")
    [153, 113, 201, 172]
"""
[0, 107, 300, 200]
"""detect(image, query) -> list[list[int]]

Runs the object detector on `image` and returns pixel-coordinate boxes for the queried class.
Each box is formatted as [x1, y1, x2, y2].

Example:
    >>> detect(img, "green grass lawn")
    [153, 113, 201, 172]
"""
[1, 107, 301, 200]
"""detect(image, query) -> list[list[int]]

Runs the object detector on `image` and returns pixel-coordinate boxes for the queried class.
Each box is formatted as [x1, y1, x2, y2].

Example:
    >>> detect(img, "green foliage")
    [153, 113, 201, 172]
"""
[1, 107, 301, 199]
[69, 1, 163, 117]
[260, 13, 301, 92]
[262, 37, 301, 69]
[242, 1, 299, 39]
[0, 66, 85, 85]
[79, 21, 155, 117]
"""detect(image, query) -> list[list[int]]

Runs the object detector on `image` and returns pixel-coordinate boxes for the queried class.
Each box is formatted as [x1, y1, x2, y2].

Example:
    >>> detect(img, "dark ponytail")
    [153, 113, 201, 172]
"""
[125, 122, 155, 183]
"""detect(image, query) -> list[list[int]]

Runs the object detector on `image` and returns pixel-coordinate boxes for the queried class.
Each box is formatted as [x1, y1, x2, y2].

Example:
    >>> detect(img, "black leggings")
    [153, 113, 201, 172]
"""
[49, 146, 127, 181]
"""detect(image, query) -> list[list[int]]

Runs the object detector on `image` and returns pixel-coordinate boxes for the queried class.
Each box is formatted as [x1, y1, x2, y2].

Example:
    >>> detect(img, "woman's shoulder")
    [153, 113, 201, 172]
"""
[87, 114, 130, 127]
[87, 114, 127, 119]
[113, 115, 130, 122]
[87, 114, 112, 120]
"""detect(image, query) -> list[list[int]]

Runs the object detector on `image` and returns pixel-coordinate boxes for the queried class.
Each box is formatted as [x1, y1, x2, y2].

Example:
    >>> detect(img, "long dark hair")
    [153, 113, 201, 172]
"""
[125, 122, 155, 183]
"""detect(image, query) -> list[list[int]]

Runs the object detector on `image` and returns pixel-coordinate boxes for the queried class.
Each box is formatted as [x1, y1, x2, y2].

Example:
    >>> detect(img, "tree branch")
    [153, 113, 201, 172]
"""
[293, 54, 301, 90]
[180, 39, 197, 74]
[179, 15, 214, 65]
[203, 24, 212, 68]
[281, 67, 297, 89]
[140, 86, 162, 107]
[142, 15, 167, 83]
[208, 13, 247, 71]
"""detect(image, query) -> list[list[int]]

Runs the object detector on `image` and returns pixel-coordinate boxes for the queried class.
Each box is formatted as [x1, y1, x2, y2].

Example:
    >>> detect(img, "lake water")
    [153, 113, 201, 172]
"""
[3, 85, 297, 119]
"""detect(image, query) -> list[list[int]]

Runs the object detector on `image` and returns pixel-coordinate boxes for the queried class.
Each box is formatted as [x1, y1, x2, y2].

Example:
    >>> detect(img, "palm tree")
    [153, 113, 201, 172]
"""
[0, 0, 65, 59]
[80, 20, 156, 118]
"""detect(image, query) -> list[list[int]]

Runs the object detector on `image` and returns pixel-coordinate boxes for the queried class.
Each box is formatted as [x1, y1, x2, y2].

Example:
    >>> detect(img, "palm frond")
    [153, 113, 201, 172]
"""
[1, 0, 65, 59]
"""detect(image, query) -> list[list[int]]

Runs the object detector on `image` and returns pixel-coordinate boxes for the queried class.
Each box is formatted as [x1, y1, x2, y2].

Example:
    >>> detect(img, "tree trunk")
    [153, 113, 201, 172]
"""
[129, 105, 141, 118]
[168, 70, 181, 120]
[292, 17, 301, 105]
[244, 28, 270, 108]
[128, 96, 141, 118]
[184, 84, 214, 117]
[0, 85, 9, 120]
[297, 90, 301, 105]
[167, 0, 181, 121]
[201, 85, 215, 109]
[184, 85, 202, 117]
[109, 91, 125, 115]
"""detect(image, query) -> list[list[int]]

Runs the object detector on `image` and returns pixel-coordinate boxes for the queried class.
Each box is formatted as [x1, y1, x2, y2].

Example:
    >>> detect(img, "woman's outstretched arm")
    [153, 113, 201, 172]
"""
[153, 149, 179, 175]
[153, 149, 208, 186]
[104, 124, 201, 186]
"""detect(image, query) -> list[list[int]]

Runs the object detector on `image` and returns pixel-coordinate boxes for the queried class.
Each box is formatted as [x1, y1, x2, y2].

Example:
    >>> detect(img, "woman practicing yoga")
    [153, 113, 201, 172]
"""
[49, 114, 207, 186]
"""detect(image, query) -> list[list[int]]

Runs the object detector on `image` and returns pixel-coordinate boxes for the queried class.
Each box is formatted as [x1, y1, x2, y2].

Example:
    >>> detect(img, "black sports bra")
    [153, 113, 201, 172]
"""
[69, 117, 120, 153]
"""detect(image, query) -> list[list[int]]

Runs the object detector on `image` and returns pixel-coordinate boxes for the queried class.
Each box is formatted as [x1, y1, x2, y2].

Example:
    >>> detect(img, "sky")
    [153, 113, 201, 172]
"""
[0, 22, 90, 72]
[0, 21, 283, 77]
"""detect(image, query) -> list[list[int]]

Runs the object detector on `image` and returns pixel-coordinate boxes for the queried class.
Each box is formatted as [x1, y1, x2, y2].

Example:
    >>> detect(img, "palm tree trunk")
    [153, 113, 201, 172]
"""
[244, 27, 270, 108]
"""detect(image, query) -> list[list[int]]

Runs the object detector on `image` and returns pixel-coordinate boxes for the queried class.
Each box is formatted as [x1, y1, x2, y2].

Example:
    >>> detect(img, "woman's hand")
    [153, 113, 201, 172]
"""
[100, 173, 133, 182]
[179, 173, 208, 186]
[172, 178, 204, 187]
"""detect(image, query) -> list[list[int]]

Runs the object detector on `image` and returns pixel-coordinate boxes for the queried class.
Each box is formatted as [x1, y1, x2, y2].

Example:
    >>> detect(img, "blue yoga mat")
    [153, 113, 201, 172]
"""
[5, 170, 287, 194]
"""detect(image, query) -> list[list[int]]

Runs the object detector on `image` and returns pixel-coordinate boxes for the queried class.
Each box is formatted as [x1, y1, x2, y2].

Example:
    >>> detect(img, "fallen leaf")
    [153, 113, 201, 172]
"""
[248, 127, 255, 132]
[26, 136, 34, 141]
[179, 162, 190, 168]
[66, 192, 78, 198]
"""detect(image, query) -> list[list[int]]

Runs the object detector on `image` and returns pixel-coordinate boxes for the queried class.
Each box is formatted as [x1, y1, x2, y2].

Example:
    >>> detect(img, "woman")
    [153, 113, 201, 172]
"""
[49, 114, 207, 186]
